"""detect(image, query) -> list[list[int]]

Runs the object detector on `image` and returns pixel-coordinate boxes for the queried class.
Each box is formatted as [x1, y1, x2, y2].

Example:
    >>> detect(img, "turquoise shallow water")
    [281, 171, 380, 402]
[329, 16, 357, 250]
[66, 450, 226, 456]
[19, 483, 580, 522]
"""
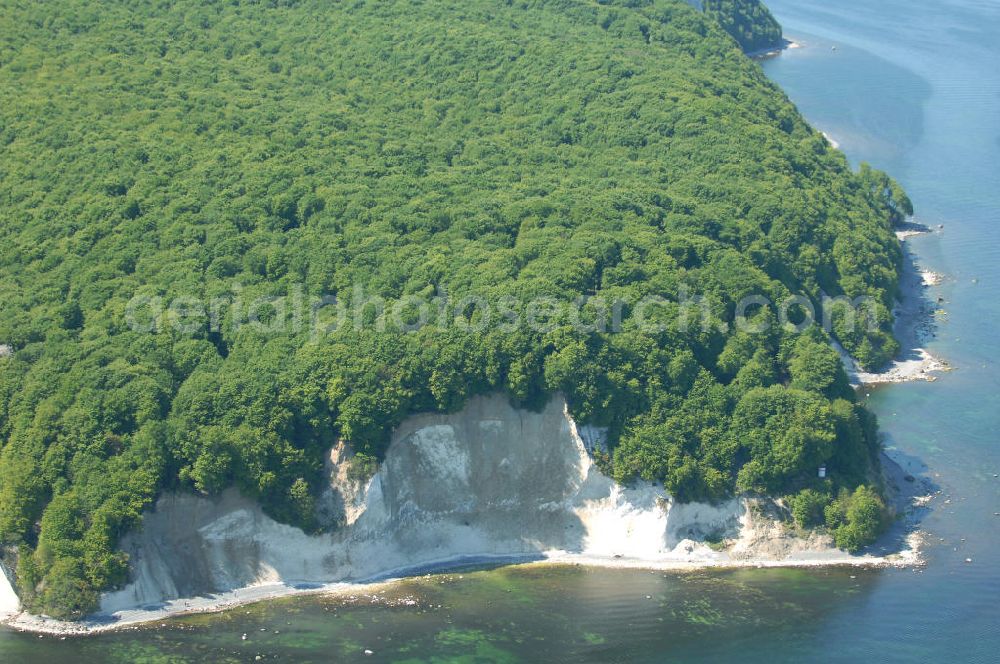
[2, 0, 999, 661]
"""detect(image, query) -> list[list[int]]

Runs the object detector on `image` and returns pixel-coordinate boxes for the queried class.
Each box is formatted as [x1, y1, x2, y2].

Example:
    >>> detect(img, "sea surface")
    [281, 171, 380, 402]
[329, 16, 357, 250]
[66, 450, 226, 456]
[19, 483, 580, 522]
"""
[2, 0, 998, 661]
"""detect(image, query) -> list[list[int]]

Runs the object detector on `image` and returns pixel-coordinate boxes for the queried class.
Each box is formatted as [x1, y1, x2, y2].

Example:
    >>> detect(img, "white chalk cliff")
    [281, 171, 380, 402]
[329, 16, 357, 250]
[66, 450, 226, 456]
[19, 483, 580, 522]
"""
[4, 393, 863, 630]
[0, 560, 19, 618]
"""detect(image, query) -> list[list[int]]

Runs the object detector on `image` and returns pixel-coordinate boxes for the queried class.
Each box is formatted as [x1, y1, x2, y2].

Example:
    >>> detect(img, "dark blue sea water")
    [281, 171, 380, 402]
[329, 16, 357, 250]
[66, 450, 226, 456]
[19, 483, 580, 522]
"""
[760, 0, 1000, 660]
[2, 0, 998, 661]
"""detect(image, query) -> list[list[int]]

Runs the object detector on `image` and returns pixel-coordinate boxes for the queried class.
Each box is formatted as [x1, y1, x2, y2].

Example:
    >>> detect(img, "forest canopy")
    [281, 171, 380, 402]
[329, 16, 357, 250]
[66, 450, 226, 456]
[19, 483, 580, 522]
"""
[0, 0, 907, 618]
[702, 0, 784, 53]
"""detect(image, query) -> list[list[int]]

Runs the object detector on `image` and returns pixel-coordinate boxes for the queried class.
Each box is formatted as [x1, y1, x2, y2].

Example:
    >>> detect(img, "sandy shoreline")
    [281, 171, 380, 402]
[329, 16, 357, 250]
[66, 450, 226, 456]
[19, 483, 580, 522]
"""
[772, 32, 948, 385]
[1, 549, 918, 637]
[837, 222, 948, 386]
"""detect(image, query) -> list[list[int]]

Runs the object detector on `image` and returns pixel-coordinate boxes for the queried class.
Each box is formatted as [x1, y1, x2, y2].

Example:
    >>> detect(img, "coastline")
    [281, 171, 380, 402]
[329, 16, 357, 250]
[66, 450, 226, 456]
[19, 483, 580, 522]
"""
[0, 60, 947, 639]
[0, 230, 945, 642]
[2, 0, 993, 658]
[0, 446, 931, 637]
[1, 545, 922, 637]
[769, 41, 945, 387]
[836, 222, 948, 386]
[0, 219, 945, 638]
[748, 37, 799, 60]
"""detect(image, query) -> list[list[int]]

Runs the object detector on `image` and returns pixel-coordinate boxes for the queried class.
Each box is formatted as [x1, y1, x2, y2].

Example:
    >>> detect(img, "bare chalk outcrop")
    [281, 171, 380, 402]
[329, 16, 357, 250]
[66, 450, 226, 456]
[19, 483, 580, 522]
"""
[3, 394, 911, 634]
[0, 560, 19, 618]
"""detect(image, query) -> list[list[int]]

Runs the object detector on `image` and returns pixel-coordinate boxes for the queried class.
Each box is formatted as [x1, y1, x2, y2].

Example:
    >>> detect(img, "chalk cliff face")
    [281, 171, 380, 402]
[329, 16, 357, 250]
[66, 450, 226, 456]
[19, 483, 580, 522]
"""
[99, 395, 755, 615]
[0, 392, 907, 632]
[0, 561, 19, 617]
[85, 392, 871, 624]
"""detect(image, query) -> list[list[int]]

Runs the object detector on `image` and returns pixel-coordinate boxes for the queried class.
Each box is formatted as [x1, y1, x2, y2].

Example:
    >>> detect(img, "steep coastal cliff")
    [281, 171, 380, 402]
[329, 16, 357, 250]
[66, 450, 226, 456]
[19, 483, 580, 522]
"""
[99, 395, 741, 615]
[0, 561, 18, 618]
[1, 394, 910, 633]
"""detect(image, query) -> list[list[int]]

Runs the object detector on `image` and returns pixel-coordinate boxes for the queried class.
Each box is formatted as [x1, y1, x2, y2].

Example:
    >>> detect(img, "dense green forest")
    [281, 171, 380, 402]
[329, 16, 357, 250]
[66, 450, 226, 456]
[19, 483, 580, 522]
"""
[702, 0, 783, 53]
[0, 0, 909, 618]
